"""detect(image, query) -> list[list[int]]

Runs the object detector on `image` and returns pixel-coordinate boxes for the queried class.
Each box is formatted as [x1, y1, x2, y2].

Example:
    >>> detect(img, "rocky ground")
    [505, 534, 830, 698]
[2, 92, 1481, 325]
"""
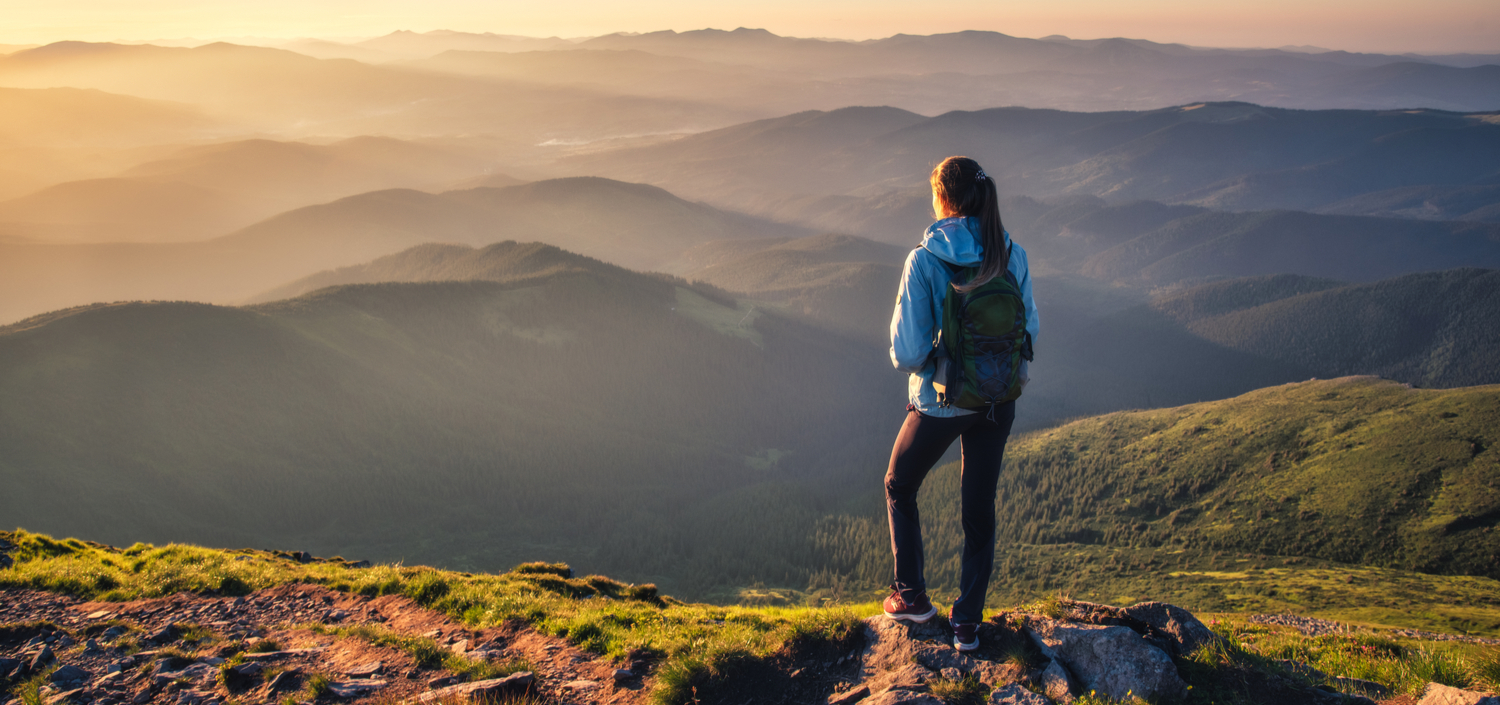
[2, 586, 1495, 705]
[0, 585, 649, 705]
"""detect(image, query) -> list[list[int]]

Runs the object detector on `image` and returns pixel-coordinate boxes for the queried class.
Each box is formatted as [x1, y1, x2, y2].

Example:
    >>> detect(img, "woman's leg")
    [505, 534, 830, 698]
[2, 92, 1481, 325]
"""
[886, 407, 968, 600]
[950, 401, 1017, 623]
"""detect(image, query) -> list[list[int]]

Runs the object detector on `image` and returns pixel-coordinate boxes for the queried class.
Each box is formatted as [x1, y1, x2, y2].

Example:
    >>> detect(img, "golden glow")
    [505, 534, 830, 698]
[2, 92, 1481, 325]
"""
[1, 0, 1496, 54]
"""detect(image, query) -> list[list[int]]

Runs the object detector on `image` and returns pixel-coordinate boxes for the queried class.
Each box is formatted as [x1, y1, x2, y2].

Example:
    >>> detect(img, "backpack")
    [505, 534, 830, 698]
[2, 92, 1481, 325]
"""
[933, 249, 1031, 411]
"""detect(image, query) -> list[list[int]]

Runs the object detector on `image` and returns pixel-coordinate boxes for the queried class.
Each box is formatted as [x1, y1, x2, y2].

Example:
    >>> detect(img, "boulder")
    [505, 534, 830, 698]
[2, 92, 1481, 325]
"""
[862, 691, 944, 705]
[1027, 620, 1186, 701]
[829, 685, 871, 705]
[1122, 602, 1220, 657]
[1037, 659, 1075, 703]
[344, 661, 381, 678]
[326, 680, 387, 699]
[48, 666, 91, 685]
[1419, 683, 1500, 705]
[988, 683, 1050, 705]
[414, 672, 535, 703]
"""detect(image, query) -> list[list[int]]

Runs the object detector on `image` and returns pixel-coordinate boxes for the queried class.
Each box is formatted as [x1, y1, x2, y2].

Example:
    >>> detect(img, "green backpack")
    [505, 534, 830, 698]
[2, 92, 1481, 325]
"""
[933, 251, 1031, 411]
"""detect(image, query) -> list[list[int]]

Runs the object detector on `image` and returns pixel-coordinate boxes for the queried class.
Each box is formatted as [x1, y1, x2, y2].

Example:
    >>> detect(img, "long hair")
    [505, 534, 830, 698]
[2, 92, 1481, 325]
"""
[931, 156, 1007, 293]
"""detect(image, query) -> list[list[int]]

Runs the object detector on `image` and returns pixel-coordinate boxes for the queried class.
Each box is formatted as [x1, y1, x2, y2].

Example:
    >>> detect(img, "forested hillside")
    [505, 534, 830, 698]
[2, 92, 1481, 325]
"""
[0, 255, 902, 598]
[810, 377, 1500, 616]
[1154, 270, 1500, 388]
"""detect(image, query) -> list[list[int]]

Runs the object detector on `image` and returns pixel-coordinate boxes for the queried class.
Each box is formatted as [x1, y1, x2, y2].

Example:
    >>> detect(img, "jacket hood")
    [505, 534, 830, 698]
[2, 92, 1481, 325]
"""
[920, 217, 986, 266]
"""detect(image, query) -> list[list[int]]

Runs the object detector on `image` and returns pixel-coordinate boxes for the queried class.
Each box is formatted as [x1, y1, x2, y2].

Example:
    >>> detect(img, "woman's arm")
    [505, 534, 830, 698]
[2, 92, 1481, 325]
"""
[890, 248, 938, 373]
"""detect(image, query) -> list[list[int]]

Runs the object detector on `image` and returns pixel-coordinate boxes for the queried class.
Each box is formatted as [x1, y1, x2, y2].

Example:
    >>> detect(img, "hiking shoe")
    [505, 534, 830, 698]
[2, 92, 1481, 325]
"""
[882, 588, 938, 623]
[952, 621, 979, 651]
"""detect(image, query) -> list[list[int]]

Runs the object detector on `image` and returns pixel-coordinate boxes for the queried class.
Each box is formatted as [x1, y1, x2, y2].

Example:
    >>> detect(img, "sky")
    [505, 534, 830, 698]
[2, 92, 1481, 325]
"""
[1, 0, 1497, 55]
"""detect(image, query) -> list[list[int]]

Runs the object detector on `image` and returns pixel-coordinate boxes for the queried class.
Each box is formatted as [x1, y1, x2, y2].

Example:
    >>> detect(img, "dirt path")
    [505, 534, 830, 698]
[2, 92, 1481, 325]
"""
[0, 586, 650, 705]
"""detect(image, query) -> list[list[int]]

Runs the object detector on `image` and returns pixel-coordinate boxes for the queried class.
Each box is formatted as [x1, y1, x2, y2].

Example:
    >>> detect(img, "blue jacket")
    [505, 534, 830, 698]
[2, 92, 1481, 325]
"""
[889, 217, 1039, 417]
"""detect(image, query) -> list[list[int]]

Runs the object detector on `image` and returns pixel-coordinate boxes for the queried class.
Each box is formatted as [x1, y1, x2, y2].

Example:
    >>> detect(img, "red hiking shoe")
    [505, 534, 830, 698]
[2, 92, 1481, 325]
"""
[882, 587, 938, 623]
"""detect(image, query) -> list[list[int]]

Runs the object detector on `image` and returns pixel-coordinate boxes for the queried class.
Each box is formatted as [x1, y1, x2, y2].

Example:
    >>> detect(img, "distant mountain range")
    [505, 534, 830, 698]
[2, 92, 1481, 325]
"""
[0, 136, 492, 243]
[0, 177, 807, 324]
[566, 103, 1500, 222]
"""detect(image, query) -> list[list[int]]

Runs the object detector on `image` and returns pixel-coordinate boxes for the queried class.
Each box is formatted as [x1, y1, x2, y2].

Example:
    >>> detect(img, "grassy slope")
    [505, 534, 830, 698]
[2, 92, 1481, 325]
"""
[812, 377, 1500, 634]
[2, 529, 1497, 705]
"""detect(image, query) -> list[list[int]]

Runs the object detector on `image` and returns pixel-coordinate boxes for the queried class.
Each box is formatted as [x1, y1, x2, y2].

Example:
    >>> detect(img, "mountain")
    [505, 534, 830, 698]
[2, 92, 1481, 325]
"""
[357, 29, 577, 57]
[0, 255, 901, 597]
[1318, 184, 1500, 222]
[1153, 269, 1500, 388]
[684, 233, 908, 343]
[0, 86, 221, 149]
[564, 103, 1500, 219]
[0, 177, 809, 324]
[0, 137, 495, 243]
[1076, 210, 1500, 285]
[0, 41, 752, 140]
[249, 241, 658, 302]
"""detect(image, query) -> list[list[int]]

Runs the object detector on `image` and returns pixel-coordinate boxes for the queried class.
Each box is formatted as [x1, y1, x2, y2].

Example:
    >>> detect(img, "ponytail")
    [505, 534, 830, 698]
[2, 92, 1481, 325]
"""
[930, 156, 1008, 293]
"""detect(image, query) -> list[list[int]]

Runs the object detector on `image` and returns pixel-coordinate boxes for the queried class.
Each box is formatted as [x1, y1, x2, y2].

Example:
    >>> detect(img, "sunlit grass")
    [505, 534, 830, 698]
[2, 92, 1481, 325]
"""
[1, 529, 862, 705]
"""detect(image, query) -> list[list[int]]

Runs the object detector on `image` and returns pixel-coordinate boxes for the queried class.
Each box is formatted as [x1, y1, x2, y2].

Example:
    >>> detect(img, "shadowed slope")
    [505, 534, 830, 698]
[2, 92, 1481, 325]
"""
[1154, 269, 1500, 388]
[0, 266, 899, 597]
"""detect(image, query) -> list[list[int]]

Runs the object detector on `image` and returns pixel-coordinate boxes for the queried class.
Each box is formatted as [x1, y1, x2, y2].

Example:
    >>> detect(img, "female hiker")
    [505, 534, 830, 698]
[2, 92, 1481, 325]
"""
[883, 155, 1038, 651]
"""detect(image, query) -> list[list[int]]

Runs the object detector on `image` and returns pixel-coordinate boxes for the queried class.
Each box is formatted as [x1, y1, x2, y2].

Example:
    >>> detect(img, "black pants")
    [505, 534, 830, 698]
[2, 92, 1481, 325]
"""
[884, 401, 1016, 624]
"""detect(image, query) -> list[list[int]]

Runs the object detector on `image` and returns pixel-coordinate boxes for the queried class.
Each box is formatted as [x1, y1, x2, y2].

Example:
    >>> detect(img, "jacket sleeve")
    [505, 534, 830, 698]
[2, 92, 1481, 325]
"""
[1013, 243, 1039, 360]
[890, 248, 938, 374]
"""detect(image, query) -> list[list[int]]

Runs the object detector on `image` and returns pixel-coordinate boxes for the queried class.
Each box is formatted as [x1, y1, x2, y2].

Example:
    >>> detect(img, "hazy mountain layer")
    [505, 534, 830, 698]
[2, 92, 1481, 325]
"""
[0, 258, 901, 597]
[566, 103, 1500, 222]
[0, 177, 807, 324]
[1154, 269, 1500, 388]
[0, 136, 495, 243]
[0, 41, 754, 141]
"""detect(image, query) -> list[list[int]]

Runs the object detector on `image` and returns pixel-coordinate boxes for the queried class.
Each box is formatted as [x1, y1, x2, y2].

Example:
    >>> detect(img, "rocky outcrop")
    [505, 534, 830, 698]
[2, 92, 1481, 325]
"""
[988, 683, 1050, 705]
[1026, 620, 1187, 701]
[859, 617, 1026, 696]
[1419, 683, 1500, 705]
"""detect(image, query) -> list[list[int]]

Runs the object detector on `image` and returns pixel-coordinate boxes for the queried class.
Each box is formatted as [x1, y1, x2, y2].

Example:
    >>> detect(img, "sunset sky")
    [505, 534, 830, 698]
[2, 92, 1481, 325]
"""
[1, 0, 1498, 54]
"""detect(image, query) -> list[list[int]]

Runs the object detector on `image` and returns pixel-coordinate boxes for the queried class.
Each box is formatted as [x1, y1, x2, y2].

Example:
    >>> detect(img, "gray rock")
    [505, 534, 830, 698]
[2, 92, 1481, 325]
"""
[49, 666, 91, 685]
[862, 691, 945, 705]
[829, 685, 871, 705]
[612, 668, 634, 683]
[0, 657, 20, 679]
[344, 661, 380, 678]
[988, 683, 1050, 705]
[1123, 602, 1220, 657]
[1028, 620, 1186, 701]
[969, 660, 1026, 689]
[29, 646, 55, 672]
[415, 672, 535, 703]
[940, 667, 963, 681]
[1037, 659, 1076, 703]
[147, 625, 178, 643]
[1419, 683, 1500, 705]
[232, 662, 264, 677]
[325, 680, 387, 699]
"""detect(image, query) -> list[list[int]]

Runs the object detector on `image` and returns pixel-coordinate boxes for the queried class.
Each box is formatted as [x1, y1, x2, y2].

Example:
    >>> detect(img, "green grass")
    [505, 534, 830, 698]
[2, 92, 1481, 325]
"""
[928, 674, 990, 705]
[0, 530, 862, 705]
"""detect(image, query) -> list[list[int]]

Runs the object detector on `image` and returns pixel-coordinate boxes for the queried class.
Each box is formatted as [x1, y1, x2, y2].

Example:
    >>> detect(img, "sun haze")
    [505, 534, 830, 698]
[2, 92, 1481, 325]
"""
[2, 0, 1497, 54]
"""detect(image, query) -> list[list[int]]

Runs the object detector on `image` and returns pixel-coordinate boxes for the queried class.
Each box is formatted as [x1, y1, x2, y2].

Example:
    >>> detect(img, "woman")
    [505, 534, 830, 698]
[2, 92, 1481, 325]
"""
[884, 156, 1038, 651]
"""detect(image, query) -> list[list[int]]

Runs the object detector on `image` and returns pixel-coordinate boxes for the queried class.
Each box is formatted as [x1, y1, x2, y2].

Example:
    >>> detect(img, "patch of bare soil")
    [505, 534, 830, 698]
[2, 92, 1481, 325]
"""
[0, 586, 650, 705]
